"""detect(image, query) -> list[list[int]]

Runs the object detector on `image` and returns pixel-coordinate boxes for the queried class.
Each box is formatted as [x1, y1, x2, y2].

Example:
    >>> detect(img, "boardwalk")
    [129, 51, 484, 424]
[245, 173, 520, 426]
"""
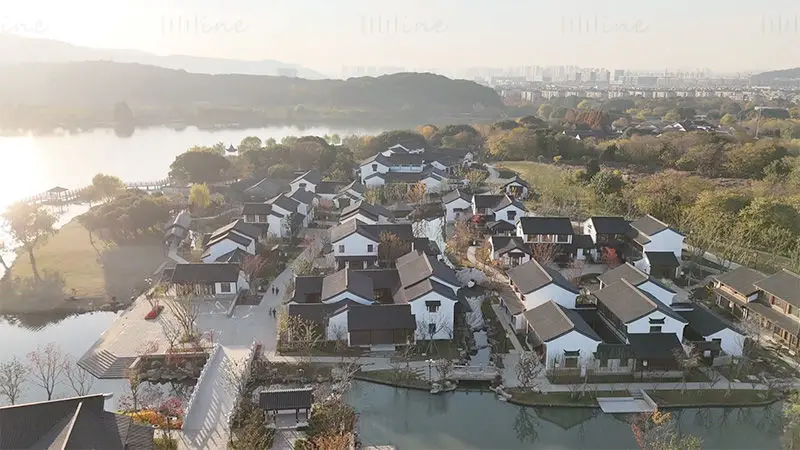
[20, 178, 171, 205]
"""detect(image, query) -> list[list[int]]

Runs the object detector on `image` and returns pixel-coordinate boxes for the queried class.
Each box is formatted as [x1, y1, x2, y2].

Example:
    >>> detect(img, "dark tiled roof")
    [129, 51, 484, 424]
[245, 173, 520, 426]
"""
[411, 238, 440, 256]
[343, 180, 366, 194]
[243, 177, 288, 199]
[754, 269, 800, 307]
[268, 194, 300, 213]
[346, 304, 416, 331]
[491, 236, 532, 256]
[290, 276, 325, 304]
[397, 252, 460, 288]
[356, 269, 401, 290]
[492, 195, 528, 213]
[628, 333, 684, 360]
[341, 200, 394, 222]
[473, 194, 507, 210]
[630, 214, 683, 237]
[291, 169, 322, 185]
[599, 263, 649, 287]
[210, 219, 262, 241]
[242, 203, 271, 215]
[571, 234, 595, 249]
[361, 152, 392, 166]
[259, 388, 313, 411]
[486, 221, 517, 233]
[214, 248, 249, 264]
[587, 217, 631, 235]
[595, 343, 635, 360]
[518, 217, 573, 235]
[206, 230, 253, 248]
[442, 189, 472, 204]
[367, 223, 414, 242]
[678, 306, 742, 337]
[290, 188, 318, 205]
[316, 181, 342, 195]
[508, 259, 579, 294]
[524, 301, 601, 343]
[404, 278, 459, 302]
[594, 280, 686, 324]
[172, 263, 240, 283]
[712, 266, 766, 296]
[386, 153, 424, 165]
[503, 175, 530, 188]
[321, 269, 374, 302]
[645, 251, 681, 268]
[364, 172, 426, 184]
[0, 394, 154, 450]
[330, 219, 379, 243]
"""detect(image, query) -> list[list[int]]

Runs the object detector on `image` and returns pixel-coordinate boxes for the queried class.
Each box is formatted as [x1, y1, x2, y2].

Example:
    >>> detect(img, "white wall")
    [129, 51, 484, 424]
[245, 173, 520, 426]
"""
[359, 161, 389, 183]
[706, 328, 745, 357]
[494, 204, 527, 223]
[333, 233, 379, 258]
[545, 332, 601, 369]
[202, 238, 255, 263]
[582, 219, 598, 243]
[504, 182, 529, 198]
[267, 215, 285, 238]
[642, 229, 684, 259]
[327, 311, 349, 341]
[322, 291, 372, 305]
[495, 252, 531, 267]
[627, 311, 686, 343]
[364, 176, 386, 188]
[445, 198, 471, 222]
[522, 283, 578, 310]
[410, 292, 457, 340]
[638, 280, 677, 306]
[340, 212, 377, 225]
[290, 180, 317, 194]
[420, 177, 443, 193]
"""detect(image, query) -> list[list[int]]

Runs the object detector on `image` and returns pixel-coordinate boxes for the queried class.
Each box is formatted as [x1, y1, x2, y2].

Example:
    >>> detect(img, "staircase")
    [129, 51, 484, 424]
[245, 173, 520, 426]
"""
[78, 349, 136, 379]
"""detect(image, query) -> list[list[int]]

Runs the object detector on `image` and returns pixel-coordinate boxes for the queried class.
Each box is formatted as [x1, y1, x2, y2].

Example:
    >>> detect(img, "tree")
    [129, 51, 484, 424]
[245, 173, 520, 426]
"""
[531, 243, 560, 267]
[166, 296, 200, 342]
[379, 232, 410, 267]
[230, 402, 275, 449]
[449, 219, 479, 258]
[241, 255, 267, 295]
[91, 173, 124, 200]
[63, 359, 95, 396]
[630, 410, 702, 450]
[27, 343, 66, 401]
[189, 183, 212, 211]
[406, 182, 427, 204]
[784, 391, 800, 449]
[3, 202, 56, 282]
[720, 113, 736, 125]
[577, 99, 592, 110]
[169, 150, 232, 183]
[326, 147, 357, 182]
[0, 240, 10, 273]
[672, 344, 700, 395]
[266, 163, 294, 179]
[537, 104, 554, 120]
[516, 351, 545, 391]
[280, 314, 322, 365]
[239, 136, 262, 153]
[0, 357, 27, 405]
[463, 169, 489, 188]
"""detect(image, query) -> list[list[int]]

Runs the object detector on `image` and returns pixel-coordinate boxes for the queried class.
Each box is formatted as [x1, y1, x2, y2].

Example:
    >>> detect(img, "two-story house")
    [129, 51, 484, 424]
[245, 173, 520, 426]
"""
[242, 203, 284, 238]
[289, 169, 340, 201]
[582, 216, 631, 260]
[329, 219, 414, 269]
[516, 216, 574, 260]
[502, 176, 530, 199]
[598, 263, 678, 306]
[170, 263, 248, 297]
[739, 269, 800, 350]
[202, 220, 261, 263]
[524, 300, 602, 369]
[340, 200, 394, 225]
[442, 189, 472, 222]
[507, 259, 580, 330]
[489, 236, 532, 268]
[627, 215, 685, 279]
[359, 152, 425, 184]
[712, 266, 767, 320]
[424, 148, 474, 174]
[472, 194, 528, 224]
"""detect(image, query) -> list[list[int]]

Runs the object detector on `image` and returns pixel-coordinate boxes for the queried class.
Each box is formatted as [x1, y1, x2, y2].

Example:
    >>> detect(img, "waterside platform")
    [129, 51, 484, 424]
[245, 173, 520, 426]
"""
[597, 390, 657, 414]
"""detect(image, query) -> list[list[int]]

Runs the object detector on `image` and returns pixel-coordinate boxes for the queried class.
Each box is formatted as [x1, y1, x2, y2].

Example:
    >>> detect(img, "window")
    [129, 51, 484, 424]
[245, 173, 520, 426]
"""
[563, 350, 580, 368]
[507, 211, 517, 221]
[338, 244, 345, 253]
[788, 305, 794, 316]
[299, 182, 307, 190]
[372, 164, 378, 172]
[426, 301, 441, 313]
[620, 358, 628, 367]
[428, 323, 437, 335]
[556, 234, 570, 243]
[246, 214, 255, 222]
[649, 318, 665, 325]
[367, 244, 374, 252]
[219, 283, 232, 293]
[649, 326, 662, 333]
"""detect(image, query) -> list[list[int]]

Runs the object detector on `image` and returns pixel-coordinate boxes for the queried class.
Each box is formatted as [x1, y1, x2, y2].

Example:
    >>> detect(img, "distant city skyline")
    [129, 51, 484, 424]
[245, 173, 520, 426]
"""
[4, 0, 800, 77]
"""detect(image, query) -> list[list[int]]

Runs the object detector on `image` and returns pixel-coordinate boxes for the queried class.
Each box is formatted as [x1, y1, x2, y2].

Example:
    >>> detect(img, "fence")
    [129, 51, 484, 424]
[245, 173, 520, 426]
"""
[182, 344, 221, 427]
[226, 340, 262, 430]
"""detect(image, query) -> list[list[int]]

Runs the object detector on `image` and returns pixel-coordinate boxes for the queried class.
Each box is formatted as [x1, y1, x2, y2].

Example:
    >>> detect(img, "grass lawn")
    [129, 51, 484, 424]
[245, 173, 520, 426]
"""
[0, 219, 168, 314]
[646, 389, 779, 407]
[508, 388, 630, 407]
[406, 341, 463, 361]
[548, 369, 709, 385]
[496, 161, 598, 218]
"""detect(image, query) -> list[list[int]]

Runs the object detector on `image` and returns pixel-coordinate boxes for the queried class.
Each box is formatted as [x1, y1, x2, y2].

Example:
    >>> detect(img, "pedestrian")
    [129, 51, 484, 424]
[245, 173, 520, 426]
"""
[275, 287, 280, 296]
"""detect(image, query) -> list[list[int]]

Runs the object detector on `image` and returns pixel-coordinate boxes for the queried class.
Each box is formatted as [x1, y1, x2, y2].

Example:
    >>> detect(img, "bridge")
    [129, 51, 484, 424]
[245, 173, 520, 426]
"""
[451, 364, 500, 381]
[19, 178, 172, 205]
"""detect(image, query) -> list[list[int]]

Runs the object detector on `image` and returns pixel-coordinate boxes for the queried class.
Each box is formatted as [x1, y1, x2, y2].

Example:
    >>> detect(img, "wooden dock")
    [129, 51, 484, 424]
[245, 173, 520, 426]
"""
[19, 178, 171, 205]
[597, 390, 657, 414]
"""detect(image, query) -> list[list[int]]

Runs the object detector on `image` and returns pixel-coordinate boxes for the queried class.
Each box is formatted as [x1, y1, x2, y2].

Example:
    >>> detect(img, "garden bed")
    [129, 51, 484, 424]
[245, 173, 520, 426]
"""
[355, 369, 431, 391]
[145, 305, 164, 320]
[507, 388, 630, 407]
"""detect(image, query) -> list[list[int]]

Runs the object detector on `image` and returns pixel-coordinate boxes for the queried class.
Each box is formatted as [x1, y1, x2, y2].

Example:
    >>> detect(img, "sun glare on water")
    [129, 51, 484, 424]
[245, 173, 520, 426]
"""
[0, 135, 50, 212]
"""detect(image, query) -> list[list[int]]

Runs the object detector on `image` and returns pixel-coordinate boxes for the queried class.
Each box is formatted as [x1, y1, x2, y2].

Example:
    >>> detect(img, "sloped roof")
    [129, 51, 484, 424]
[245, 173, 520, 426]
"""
[206, 230, 253, 249]
[346, 304, 416, 331]
[242, 203, 271, 215]
[268, 194, 301, 213]
[645, 251, 681, 268]
[343, 180, 366, 194]
[442, 189, 471, 204]
[473, 194, 506, 210]
[508, 259, 579, 295]
[290, 188, 318, 205]
[321, 269, 374, 302]
[411, 238, 440, 256]
[356, 269, 401, 290]
[587, 216, 631, 235]
[330, 219, 379, 243]
[712, 266, 766, 296]
[289, 276, 325, 304]
[341, 200, 394, 221]
[317, 181, 342, 195]
[628, 333, 684, 360]
[172, 263, 240, 283]
[630, 214, 684, 237]
[492, 195, 528, 213]
[0, 394, 154, 450]
[593, 280, 686, 324]
[491, 236, 532, 256]
[214, 248, 249, 264]
[678, 306, 743, 337]
[503, 175, 530, 188]
[366, 223, 414, 242]
[259, 388, 313, 411]
[524, 301, 601, 343]
[210, 219, 262, 241]
[397, 251, 461, 288]
[404, 278, 459, 302]
[518, 217, 573, 235]
[486, 220, 517, 233]
[754, 269, 800, 307]
[599, 262, 649, 287]
[291, 169, 321, 185]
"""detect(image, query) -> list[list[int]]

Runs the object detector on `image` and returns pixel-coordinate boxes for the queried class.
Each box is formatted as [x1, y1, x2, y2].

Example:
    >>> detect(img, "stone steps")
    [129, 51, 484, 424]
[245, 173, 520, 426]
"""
[78, 349, 136, 379]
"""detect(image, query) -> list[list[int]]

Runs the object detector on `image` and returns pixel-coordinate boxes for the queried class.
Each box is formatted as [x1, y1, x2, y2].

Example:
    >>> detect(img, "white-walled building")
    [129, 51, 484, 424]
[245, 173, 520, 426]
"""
[489, 236, 532, 268]
[170, 263, 248, 296]
[507, 259, 580, 330]
[628, 215, 685, 279]
[523, 301, 602, 369]
[442, 189, 472, 222]
[201, 220, 260, 263]
[598, 263, 678, 306]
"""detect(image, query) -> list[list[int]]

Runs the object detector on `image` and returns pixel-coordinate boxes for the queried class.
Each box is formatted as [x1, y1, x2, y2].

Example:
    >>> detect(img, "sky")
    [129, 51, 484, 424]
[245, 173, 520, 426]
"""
[2, 0, 800, 75]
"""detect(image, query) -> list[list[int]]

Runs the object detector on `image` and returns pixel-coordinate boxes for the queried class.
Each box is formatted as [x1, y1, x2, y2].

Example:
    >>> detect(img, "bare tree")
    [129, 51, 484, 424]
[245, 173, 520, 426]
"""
[531, 243, 560, 267]
[0, 357, 27, 405]
[241, 255, 267, 295]
[565, 259, 586, 283]
[166, 296, 200, 342]
[27, 343, 66, 401]
[222, 354, 251, 401]
[433, 358, 455, 383]
[280, 313, 322, 365]
[673, 343, 700, 395]
[516, 351, 545, 391]
[63, 359, 95, 396]
[415, 316, 453, 355]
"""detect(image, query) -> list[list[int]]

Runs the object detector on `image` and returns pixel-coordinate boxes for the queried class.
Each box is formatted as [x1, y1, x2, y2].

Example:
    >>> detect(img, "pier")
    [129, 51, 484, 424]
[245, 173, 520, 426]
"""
[20, 178, 171, 205]
[597, 390, 657, 414]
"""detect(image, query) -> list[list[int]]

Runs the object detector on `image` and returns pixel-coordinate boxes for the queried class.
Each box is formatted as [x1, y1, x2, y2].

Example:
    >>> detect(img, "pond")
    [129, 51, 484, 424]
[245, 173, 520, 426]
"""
[347, 381, 784, 449]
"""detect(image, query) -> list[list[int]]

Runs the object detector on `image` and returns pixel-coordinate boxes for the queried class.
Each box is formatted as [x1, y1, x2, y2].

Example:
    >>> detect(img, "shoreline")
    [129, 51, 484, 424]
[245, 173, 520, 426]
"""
[353, 377, 783, 409]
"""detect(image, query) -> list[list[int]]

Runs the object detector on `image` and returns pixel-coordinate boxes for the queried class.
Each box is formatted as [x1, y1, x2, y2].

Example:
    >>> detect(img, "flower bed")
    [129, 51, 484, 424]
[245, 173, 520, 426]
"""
[145, 305, 164, 320]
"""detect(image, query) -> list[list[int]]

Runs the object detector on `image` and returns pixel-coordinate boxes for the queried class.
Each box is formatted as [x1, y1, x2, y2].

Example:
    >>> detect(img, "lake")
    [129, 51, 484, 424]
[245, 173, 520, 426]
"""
[0, 124, 383, 212]
[0, 312, 786, 448]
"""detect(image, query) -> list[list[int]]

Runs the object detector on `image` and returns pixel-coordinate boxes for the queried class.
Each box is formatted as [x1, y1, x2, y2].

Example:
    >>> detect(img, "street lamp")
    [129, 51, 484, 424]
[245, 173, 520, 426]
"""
[641, 360, 648, 381]
[426, 359, 435, 383]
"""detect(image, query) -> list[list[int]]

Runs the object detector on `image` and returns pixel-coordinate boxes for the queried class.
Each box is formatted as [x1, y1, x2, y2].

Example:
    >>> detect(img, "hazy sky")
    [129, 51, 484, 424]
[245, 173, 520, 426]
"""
[3, 0, 800, 74]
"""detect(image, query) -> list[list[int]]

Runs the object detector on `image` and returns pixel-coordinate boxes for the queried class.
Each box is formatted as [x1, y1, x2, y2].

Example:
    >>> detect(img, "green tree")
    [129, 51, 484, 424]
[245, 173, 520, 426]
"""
[537, 104, 554, 120]
[169, 150, 232, 183]
[576, 99, 592, 110]
[725, 141, 786, 179]
[518, 115, 547, 128]
[3, 203, 56, 282]
[267, 164, 294, 179]
[91, 173, 124, 200]
[720, 113, 736, 125]
[189, 184, 212, 211]
[589, 170, 625, 196]
[326, 148, 356, 182]
[662, 109, 681, 122]
[238, 136, 262, 153]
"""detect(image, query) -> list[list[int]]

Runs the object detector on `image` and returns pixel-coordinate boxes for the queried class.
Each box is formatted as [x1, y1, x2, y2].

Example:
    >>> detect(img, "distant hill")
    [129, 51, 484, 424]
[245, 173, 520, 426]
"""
[0, 34, 326, 79]
[0, 61, 504, 130]
[751, 67, 800, 85]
